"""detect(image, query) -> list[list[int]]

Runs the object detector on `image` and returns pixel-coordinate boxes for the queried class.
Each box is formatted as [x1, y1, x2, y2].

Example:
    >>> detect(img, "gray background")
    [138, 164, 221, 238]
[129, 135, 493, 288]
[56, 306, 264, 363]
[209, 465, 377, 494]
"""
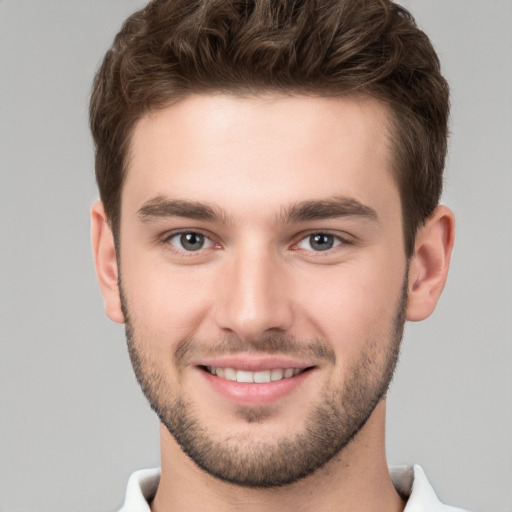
[0, 0, 510, 510]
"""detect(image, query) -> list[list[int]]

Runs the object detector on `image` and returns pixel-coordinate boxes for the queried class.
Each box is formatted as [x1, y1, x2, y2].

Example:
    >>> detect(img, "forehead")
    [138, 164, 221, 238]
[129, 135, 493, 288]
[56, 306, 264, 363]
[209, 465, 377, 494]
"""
[123, 93, 398, 223]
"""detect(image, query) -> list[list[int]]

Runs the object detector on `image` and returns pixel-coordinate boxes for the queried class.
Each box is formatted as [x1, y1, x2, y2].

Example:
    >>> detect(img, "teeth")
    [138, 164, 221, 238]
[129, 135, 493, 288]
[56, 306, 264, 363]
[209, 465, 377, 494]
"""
[254, 370, 271, 383]
[224, 368, 236, 381]
[270, 369, 284, 381]
[207, 366, 303, 383]
[236, 370, 254, 383]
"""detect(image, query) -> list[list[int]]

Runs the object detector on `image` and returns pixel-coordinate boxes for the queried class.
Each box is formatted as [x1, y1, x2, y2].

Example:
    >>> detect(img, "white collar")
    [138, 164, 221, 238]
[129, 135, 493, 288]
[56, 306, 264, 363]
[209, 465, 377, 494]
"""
[390, 465, 468, 512]
[119, 465, 469, 511]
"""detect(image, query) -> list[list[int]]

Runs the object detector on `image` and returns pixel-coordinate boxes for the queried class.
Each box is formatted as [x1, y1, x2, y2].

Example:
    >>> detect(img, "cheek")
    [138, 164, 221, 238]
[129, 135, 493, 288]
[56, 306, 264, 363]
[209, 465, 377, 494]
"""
[121, 253, 216, 347]
[295, 259, 405, 350]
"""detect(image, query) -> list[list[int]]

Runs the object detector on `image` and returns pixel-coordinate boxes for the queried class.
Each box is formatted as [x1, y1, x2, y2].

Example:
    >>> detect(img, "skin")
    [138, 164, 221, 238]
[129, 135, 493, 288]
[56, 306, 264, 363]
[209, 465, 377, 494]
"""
[91, 93, 454, 511]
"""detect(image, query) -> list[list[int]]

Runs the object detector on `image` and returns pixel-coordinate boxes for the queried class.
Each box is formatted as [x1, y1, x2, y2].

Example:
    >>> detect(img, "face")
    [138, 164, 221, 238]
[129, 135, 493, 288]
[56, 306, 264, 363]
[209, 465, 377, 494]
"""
[117, 94, 408, 486]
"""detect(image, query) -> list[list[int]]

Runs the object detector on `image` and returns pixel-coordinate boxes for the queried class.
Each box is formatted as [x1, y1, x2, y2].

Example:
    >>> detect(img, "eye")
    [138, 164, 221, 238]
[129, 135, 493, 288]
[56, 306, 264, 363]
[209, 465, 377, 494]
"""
[296, 233, 343, 252]
[167, 232, 215, 252]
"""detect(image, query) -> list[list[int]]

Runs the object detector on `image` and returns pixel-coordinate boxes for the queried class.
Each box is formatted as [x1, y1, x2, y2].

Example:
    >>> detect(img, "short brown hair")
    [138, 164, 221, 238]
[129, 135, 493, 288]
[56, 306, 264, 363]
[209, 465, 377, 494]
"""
[90, 0, 449, 256]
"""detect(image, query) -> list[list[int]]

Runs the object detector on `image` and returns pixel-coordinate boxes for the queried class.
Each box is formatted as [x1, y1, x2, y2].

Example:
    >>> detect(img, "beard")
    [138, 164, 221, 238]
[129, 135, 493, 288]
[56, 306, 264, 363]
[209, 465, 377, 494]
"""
[120, 277, 407, 488]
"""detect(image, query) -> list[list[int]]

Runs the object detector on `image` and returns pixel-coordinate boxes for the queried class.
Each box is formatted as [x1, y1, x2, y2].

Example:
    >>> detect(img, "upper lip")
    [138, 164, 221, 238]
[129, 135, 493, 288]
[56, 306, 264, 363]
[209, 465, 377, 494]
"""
[195, 355, 314, 372]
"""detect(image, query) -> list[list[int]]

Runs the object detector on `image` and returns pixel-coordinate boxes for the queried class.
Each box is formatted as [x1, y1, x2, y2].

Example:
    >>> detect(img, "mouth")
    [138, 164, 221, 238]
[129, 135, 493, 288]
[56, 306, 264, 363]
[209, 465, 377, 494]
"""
[197, 362, 315, 406]
[202, 366, 308, 383]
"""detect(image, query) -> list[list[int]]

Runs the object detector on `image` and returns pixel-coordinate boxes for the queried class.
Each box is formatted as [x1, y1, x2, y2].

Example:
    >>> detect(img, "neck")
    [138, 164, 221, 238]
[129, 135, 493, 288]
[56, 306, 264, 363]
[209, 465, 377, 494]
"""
[150, 400, 405, 512]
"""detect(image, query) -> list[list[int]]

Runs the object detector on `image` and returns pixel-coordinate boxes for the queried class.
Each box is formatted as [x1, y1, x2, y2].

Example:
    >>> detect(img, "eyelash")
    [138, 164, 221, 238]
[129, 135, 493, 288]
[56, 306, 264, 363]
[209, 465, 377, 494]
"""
[162, 230, 220, 255]
[292, 231, 348, 253]
[161, 230, 350, 255]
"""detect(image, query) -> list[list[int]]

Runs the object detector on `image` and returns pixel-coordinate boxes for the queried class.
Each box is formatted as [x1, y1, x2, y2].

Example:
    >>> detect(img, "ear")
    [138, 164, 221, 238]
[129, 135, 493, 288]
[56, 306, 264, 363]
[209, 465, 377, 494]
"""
[406, 205, 455, 322]
[90, 201, 125, 324]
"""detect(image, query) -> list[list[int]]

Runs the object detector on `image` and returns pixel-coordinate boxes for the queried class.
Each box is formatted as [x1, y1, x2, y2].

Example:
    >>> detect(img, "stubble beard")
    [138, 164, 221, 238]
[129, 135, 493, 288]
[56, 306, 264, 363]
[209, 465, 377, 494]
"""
[120, 279, 407, 488]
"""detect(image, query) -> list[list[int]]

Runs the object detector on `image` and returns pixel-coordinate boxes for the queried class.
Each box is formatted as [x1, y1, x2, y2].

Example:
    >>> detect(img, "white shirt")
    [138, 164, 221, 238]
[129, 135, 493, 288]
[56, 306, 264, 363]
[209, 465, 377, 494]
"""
[119, 465, 470, 511]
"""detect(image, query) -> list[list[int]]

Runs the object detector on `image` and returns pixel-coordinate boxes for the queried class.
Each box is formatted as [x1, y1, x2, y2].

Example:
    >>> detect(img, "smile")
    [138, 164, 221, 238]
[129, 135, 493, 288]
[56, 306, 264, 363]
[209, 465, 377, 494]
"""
[205, 367, 304, 383]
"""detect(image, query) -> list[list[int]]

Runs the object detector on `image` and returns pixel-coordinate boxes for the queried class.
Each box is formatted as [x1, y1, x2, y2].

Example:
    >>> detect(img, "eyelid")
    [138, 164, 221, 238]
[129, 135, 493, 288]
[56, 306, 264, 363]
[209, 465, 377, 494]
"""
[161, 228, 220, 253]
[157, 228, 354, 255]
[291, 230, 352, 252]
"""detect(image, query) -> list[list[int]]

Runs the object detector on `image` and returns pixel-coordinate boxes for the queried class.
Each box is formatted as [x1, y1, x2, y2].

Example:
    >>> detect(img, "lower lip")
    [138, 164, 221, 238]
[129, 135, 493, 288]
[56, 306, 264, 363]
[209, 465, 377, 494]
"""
[199, 368, 313, 407]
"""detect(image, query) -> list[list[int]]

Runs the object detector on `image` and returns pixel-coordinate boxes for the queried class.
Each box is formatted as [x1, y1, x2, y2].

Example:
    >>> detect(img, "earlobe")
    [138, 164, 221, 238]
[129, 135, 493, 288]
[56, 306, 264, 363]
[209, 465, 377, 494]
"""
[406, 205, 455, 322]
[90, 201, 125, 324]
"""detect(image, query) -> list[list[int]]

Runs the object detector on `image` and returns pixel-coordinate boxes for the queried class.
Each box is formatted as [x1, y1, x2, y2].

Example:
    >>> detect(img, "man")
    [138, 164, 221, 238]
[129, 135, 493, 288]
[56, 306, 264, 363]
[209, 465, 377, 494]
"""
[89, 0, 463, 510]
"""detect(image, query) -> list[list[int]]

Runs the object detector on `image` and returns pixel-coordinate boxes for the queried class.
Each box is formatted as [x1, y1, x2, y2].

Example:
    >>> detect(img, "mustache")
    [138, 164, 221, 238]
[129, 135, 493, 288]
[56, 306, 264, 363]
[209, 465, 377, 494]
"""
[174, 334, 337, 367]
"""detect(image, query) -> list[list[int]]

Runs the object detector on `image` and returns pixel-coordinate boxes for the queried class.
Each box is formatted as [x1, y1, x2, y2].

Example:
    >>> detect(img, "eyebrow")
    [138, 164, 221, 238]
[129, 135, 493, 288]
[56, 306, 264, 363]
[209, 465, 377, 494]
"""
[137, 195, 378, 225]
[279, 196, 378, 224]
[137, 196, 232, 223]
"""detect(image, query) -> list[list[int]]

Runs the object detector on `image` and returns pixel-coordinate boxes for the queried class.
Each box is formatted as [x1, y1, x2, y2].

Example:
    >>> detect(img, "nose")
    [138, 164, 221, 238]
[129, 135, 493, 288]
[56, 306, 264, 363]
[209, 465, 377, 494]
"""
[213, 248, 294, 342]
